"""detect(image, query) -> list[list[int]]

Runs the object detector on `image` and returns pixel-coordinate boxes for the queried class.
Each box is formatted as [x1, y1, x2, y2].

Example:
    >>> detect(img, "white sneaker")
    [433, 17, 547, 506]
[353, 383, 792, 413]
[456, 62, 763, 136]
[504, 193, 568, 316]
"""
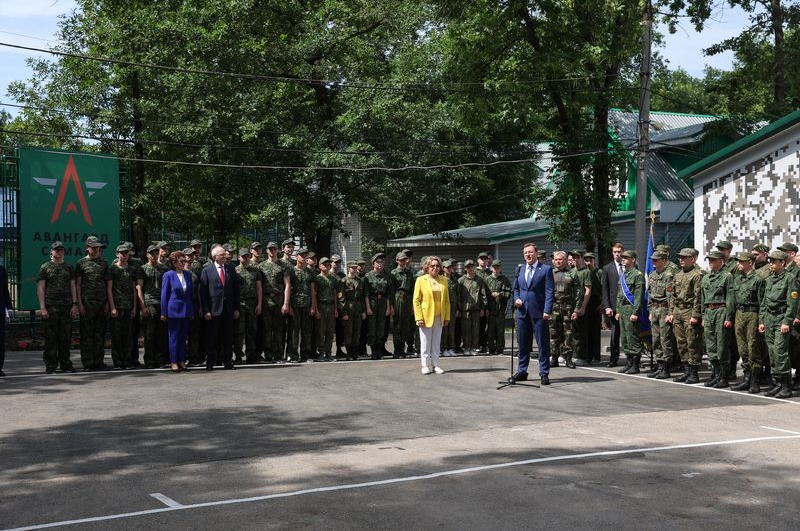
[445, 349, 453, 357]
[421, 367, 431, 375]
[433, 366, 445, 375]
[470, 350, 477, 356]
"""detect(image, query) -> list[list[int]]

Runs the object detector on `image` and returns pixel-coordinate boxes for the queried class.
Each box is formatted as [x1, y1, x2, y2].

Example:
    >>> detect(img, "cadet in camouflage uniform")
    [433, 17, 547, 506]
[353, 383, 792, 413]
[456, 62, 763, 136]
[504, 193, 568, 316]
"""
[314, 257, 339, 361]
[364, 253, 394, 359]
[249, 241, 264, 359]
[731, 252, 766, 393]
[119, 242, 144, 367]
[646, 250, 675, 379]
[700, 250, 735, 388]
[339, 262, 365, 360]
[106, 244, 137, 369]
[752, 243, 772, 383]
[457, 260, 487, 355]
[716, 241, 741, 379]
[75, 236, 110, 371]
[391, 252, 415, 358]
[234, 248, 263, 364]
[289, 248, 317, 362]
[356, 258, 369, 357]
[137, 244, 168, 368]
[615, 250, 645, 374]
[486, 261, 512, 355]
[777, 242, 800, 390]
[655, 245, 680, 276]
[569, 251, 593, 365]
[666, 248, 705, 384]
[280, 239, 296, 359]
[259, 242, 292, 363]
[475, 252, 491, 352]
[36, 241, 78, 374]
[441, 260, 460, 356]
[584, 252, 604, 363]
[758, 250, 798, 399]
[330, 254, 346, 358]
[550, 251, 576, 368]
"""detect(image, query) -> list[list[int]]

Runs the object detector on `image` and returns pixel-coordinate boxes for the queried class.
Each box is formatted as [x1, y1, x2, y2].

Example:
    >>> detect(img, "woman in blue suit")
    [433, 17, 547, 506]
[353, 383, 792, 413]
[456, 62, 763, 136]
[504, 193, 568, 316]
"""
[161, 251, 194, 372]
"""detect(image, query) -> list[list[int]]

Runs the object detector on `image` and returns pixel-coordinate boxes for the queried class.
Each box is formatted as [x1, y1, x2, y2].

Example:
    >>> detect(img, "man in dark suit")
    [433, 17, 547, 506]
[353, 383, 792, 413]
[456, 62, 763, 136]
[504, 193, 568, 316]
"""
[200, 246, 240, 370]
[601, 242, 625, 366]
[511, 242, 554, 385]
[1, 264, 12, 376]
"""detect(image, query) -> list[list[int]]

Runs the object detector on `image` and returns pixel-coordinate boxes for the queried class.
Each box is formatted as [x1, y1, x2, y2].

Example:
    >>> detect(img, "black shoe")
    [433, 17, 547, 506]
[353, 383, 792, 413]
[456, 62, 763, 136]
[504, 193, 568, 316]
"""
[607, 359, 619, 368]
[224, 364, 236, 370]
[731, 371, 751, 391]
[565, 360, 576, 369]
[507, 372, 528, 383]
[541, 374, 550, 385]
[685, 365, 700, 384]
[205, 366, 214, 371]
[550, 358, 560, 368]
[776, 382, 793, 399]
[673, 364, 689, 382]
[765, 380, 783, 397]
[0, 370, 5, 377]
[82, 367, 93, 372]
[655, 363, 671, 380]
[45, 367, 56, 374]
[647, 362, 662, 378]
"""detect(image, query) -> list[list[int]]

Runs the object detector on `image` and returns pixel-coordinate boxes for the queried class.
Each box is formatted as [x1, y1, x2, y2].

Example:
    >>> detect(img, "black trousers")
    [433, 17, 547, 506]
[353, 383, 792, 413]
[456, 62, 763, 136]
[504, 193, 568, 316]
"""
[607, 313, 620, 361]
[205, 313, 234, 368]
[0, 318, 5, 371]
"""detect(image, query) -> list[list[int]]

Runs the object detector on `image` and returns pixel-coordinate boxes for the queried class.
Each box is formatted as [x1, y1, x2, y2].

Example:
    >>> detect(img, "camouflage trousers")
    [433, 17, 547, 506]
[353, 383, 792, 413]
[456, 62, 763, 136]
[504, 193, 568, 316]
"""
[703, 307, 731, 367]
[43, 305, 74, 371]
[235, 299, 259, 362]
[461, 310, 481, 351]
[672, 307, 704, 366]
[290, 305, 314, 361]
[392, 292, 414, 354]
[650, 305, 675, 363]
[734, 310, 763, 371]
[618, 304, 643, 358]
[316, 302, 336, 354]
[549, 306, 573, 361]
[486, 307, 506, 354]
[262, 305, 285, 362]
[366, 297, 389, 348]
[110, 309, 133, 367]
[79, 302, 107, 369]
[142, 304, 168, 367]
[341, 304, 363, 355]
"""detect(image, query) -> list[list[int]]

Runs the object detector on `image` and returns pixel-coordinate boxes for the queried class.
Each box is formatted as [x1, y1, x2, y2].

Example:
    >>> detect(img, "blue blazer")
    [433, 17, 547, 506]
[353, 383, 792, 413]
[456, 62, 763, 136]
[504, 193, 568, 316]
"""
[513, 262, 554, 318]
[160, 270, 195, 319]
[199, 262, 239, 317]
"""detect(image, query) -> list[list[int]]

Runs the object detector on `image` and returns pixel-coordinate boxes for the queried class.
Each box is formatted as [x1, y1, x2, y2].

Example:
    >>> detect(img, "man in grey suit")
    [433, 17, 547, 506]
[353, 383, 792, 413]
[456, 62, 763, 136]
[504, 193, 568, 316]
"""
[601, 243, 625, 367]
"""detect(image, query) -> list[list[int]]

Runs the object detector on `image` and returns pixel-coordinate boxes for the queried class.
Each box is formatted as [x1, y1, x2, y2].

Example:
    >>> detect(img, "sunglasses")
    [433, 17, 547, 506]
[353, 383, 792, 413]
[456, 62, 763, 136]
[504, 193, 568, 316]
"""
[430, 264, 441, 268]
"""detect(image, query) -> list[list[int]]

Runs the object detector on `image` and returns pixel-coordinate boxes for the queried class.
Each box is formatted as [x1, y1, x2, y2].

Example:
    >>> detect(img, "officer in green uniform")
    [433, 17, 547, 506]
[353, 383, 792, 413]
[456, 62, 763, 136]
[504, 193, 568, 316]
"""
[75, 236, 110, 371]
[330, 254, 346, 358]
[752, 244, 770, 278]
[716, 240, 741, 378]
[106, 244, 137, 369]
[289, 248, 317, 362]
[615, 250, 645, 374]
[667, 248, 705, 384]
[260, 242, 292, 363]
[249, 241, 263, 265]
[339, 262, 366, 360]
[569, 250, 593, 365]
[234, 248, 263, 364]
[364, 253, 394, 359]
[550, 251, 576, 368]
[356, 258, 369, 357]
[137, 244, 168, 368]
[646, 250, 675, 379]
[391, 251, 415, 358]
[758, 250, 798, 399]
[248, 241, 265, 359]
[458, 260, 487, 356]
[36, 241, 78, 374]
[118, 242, 144, 367]
[700, 250, 735, 388]
[777, 242, 800, 390]
[476, 252, 491, 353]
[314, 257, 339, 361]
[584, 252, 604, 363]
[656, 245, 680, 275]
[731, 252, 766, 393]
[440, 260, 459, 356]
[280, 238, 296, 359]
[485, 261, 512, 355]
[190, 239, 209, 275]
[156, 241, 171, 267]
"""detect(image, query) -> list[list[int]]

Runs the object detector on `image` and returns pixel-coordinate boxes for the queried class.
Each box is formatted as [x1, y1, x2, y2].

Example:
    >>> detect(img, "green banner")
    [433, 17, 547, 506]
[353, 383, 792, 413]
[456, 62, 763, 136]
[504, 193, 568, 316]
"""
[18, 148, 120, 310]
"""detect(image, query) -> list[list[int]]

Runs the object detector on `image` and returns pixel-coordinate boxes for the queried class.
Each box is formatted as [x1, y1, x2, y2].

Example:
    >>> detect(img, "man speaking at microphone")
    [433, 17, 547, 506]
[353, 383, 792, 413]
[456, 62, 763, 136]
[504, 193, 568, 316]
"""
[511, 242, 555, 385]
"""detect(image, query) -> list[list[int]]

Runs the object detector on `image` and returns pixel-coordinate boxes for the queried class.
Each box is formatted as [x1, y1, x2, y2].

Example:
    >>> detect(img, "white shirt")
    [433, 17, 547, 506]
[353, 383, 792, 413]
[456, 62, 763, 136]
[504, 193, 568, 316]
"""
[177, 271, 187, 290]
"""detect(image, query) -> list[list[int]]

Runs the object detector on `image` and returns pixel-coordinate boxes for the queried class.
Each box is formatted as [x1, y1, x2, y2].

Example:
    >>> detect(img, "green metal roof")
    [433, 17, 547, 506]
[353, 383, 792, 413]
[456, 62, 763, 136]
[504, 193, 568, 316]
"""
[678, 108, 800, 179]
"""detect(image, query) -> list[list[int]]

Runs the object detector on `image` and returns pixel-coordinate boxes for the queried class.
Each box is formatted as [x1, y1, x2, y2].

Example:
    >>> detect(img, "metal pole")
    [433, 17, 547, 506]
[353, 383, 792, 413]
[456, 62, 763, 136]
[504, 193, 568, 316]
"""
[635, 0, 653, 267]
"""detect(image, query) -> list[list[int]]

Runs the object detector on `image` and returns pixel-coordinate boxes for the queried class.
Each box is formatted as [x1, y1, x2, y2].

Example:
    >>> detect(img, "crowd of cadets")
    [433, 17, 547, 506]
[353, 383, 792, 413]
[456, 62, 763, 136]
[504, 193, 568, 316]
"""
[34, 237, 518, 373]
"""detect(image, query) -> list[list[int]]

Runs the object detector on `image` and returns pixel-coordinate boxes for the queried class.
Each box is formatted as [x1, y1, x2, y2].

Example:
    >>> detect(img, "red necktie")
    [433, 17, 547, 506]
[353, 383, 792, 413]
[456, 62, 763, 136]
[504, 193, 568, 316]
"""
[219, 265, 225, 286]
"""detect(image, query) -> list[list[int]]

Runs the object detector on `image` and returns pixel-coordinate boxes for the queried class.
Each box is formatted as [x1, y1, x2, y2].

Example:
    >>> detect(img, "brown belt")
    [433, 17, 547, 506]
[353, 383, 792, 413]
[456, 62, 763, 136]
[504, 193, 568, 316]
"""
[705, 303, 725, 310]
[650, 300, 668, 308]
[675, 302, 694, 310]
[736, 305, 759, 312]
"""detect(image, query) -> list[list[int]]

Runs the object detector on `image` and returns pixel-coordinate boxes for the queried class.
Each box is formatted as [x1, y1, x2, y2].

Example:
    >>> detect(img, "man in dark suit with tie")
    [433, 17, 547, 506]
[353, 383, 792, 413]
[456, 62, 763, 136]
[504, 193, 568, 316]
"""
[511, 242, 554, 385]
[200, 246, 240, 370]
[0, 263, 12, 376]
[601, 242, 625, 367]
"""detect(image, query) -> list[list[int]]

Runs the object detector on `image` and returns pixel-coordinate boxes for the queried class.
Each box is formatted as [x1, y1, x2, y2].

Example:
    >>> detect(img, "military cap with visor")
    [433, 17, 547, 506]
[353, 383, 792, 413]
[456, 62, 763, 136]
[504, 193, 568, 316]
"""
[715, 241, 733, 250]
[777, 242, 799, 253]
[621, 250, 637, 259]
[85, 236, 105, 248]
[678, 248, 698, 258]
[706, 250, 725, 260]
[769, 250, 788, 261]
[735, 251, 754, 262]
[51, 241, 65, 250]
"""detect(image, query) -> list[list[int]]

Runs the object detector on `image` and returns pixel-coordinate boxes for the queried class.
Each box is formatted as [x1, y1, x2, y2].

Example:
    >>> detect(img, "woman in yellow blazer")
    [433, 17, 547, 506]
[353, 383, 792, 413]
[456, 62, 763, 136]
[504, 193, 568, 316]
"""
[413, 256, 450, 374]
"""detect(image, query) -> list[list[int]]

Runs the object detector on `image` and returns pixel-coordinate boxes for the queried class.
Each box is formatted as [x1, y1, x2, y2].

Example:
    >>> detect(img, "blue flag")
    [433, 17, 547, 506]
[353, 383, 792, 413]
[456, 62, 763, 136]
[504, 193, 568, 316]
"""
[639, 221, 654, 348]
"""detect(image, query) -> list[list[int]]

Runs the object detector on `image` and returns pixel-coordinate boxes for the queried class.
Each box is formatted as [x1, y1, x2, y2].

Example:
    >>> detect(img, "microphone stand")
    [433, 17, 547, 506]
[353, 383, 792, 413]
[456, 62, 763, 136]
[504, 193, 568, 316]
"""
[497, 263, 539, 390]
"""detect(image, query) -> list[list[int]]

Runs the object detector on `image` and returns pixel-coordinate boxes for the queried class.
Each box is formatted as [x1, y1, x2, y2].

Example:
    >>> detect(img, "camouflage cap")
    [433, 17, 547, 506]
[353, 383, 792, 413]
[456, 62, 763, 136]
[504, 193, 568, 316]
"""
[442, 259, 453, 268]
[715, 240, 733, 250]
[402, 248, 413, 257]
[122, 241, 135, 251]
[477, 252, 489, 259]
[371, 252, 385, 263]
[319, 256, 331, 265]
[464, 259, 475, 267]
[307, 251, 316, 259]
[568, 249, 583, 257]
[778, 242, 799, 253]
[266, 241, 278, 249]
[281, 238, 295, 247]
[222, 243, 234, 252]
[491, 261, 502, 267]
[735, 251, 754, 262]
[752, 244, 770, 254]
[51, 241, 65, 250]
[621, 250, 637, 260]
[183, 247, 196, 255]
[355, 259, 366, 266]
[146, 244, 159, 254]
[650, 251, 668, 260]
[331, 254, 342, 262]
[347, 261, 359, 269]
[677, 248, 698, 258]
[190, 239, 203, 247]
[238, 248, 251, 257]
[296, 247, 309, 256]
[538, 251, 548, 259]
[396, 251, 408, 261]
[85, 236, 104, 248]
[706, 250, 724, 260]
[156, 241, 170, 249]
[250, 241, 262, 249]
[115, 244, 129, 253]
[583, 252, 596, 260]
[769, 250, 788, 261]
[655, 244, 671, 254]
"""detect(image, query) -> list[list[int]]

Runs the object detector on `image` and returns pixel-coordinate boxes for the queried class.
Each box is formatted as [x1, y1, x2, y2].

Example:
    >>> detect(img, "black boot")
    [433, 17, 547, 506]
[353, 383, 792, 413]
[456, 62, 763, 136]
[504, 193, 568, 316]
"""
[656, 361, 672, 379]
[647, 361, 662, 378]
[686, 364, 700, 384]
[731, 370, 751, 391]
[765, 376, 783, 397]
[792, 373, 800, 391]
[776, 380, 793, 399]
[618, 357, 632, 373]
[673, 363, 689, 382]
[625, 356, 641, 374]
[760, 365, 772, 384]
[704, 361, 721, 387]
[714, 368, 730, 388]
[748, 368, 761, 394]
[550, 356, 560, 368]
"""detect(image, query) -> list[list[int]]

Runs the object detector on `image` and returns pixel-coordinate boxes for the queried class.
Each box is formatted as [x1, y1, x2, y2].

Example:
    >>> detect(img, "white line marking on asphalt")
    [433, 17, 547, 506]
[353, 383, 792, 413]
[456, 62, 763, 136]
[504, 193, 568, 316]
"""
[576, 366, 800, 405]
[761, 426, 800, 435]
[149, 493, 183, 508]
[5, 432, 800, 531]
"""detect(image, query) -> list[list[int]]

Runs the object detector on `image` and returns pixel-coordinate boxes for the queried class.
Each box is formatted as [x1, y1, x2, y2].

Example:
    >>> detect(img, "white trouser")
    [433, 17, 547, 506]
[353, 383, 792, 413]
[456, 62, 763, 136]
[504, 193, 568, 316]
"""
[419, 315, 442, 368]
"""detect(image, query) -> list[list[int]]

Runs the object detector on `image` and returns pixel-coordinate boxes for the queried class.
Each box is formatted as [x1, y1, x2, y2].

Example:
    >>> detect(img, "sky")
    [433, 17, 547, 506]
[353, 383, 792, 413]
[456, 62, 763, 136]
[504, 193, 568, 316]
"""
[0, 0, 755, 119]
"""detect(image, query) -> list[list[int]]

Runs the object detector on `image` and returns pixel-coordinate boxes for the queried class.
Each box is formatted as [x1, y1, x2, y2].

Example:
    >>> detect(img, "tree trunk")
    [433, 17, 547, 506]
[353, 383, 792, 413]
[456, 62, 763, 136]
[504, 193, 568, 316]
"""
[130, 71, 148, 255]
[771, 0, 786, 107]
